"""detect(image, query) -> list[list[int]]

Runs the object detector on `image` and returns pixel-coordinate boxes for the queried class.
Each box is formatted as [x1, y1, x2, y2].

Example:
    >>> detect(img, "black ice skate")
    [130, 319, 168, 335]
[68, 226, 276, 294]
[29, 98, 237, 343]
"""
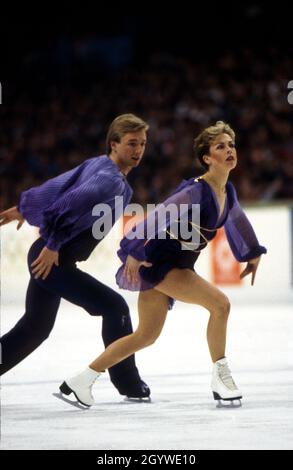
[112, 376, 151, 402]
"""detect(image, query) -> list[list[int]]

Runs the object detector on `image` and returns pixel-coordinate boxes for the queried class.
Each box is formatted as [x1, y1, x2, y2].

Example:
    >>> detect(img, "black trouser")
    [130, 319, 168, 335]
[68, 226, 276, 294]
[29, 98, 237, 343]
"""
[0, 238, 139, 389]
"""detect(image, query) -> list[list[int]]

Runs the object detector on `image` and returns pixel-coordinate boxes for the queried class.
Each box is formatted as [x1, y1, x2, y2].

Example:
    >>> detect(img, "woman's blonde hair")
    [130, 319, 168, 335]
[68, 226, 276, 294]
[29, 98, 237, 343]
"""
[193, 121, 235, 170]
[106, 113, 149, 154]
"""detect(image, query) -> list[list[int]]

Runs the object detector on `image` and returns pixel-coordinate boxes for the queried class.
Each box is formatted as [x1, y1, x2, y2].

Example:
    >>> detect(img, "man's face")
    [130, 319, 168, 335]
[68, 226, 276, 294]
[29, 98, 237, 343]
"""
[111, 130, 147, 168]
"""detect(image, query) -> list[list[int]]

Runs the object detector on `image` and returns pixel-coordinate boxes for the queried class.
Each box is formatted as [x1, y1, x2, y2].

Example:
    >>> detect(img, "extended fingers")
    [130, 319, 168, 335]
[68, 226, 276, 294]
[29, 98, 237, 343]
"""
[124, 264, 138, 287]
[240, 264, 254, 278]
[123, 265, 131, 283]
[0, 210, 9, 218]
[31, 256, 41, 268]
[0, 217, 10, 226]
[41, 265, 52, 280]
[240, 267, 249, 279]
[240, 264, 257, 285]
[142, 261, 152, 268]
[129, 268, 138, 286]
[32, 261, 46, 276]
[32, 262, 52, 280]
[17, 220, 24, 230]
[251, 266, 257, 286]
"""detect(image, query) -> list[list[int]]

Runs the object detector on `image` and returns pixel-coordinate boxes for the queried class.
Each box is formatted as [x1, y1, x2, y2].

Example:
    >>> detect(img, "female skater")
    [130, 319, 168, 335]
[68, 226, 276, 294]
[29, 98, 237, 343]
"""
[0, 114, 151, 400]
[61, 121, 267, 406]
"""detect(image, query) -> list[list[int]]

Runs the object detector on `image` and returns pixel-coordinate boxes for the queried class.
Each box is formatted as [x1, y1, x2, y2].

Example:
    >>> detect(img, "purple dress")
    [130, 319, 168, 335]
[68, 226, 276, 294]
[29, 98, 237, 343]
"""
[116, 177, 267, 308]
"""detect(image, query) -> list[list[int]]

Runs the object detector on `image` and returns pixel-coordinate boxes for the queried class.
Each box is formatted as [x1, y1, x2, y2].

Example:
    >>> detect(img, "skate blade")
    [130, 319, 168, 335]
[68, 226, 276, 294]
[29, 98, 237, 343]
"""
[52, 392, 90, 410]
[216, 399, 242, 409]
[213, 391, 242, 408]
[123, 396, 152, 403]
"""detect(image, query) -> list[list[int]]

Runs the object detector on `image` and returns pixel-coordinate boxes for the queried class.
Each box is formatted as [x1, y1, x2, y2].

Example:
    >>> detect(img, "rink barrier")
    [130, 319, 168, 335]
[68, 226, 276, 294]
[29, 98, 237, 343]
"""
[1, 204, 292, 303]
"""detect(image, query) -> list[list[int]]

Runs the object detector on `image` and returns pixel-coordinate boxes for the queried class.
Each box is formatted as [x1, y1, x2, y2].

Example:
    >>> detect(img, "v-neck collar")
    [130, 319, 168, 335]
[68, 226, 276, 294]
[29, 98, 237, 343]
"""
[195, 177, 229, 226]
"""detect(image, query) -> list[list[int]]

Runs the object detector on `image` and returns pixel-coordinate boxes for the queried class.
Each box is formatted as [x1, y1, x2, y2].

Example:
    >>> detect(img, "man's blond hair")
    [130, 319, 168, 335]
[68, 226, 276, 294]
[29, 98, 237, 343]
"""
[106, 114, 149, 154]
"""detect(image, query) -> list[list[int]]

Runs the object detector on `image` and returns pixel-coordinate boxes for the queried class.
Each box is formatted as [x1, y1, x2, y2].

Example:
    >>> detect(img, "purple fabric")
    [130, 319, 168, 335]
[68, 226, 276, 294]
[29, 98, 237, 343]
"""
[224, 183, 267, 262]
[18, 155, 133, 251]
[118, 177, 204, 262]
[116, 177, 267, 292]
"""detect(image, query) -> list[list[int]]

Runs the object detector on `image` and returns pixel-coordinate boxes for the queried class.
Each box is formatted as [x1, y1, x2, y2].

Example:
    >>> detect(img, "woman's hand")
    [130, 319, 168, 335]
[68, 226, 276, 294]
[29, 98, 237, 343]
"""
[31, 247, 59, 280]
[240, 256, 261, 286]
[123, 255, 152, 287]
[0, 206, 25, 230]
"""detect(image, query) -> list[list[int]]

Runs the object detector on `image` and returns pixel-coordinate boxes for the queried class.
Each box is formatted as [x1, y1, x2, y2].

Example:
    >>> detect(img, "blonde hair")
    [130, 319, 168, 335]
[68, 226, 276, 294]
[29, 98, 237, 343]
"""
[106, 113, 149, 154]
[193, 121, 235, 170]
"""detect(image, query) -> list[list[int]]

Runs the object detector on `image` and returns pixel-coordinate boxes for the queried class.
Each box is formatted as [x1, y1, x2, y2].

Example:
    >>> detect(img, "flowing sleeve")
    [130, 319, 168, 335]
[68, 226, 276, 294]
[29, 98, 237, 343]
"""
[117, 181, 202, 262]
[224, 183, 267, 262]
[17, 161, 88, 227]
[40, 174, 124, 251]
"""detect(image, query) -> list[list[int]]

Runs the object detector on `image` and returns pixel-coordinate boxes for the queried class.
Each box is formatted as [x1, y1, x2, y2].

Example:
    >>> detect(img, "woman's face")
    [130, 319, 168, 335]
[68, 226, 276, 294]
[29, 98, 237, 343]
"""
[204, 133, 237, 171]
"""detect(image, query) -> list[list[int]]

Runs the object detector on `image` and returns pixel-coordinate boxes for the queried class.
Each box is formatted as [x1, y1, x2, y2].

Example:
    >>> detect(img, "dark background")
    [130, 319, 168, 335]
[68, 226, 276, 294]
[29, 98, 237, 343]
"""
[1, 3, 292, 207]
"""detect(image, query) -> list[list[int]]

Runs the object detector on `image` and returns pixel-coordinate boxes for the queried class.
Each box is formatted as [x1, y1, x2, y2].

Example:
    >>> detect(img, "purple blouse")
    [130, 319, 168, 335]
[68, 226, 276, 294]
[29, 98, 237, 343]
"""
[18, 155, 133, 251]
[117, 176, 267, 266]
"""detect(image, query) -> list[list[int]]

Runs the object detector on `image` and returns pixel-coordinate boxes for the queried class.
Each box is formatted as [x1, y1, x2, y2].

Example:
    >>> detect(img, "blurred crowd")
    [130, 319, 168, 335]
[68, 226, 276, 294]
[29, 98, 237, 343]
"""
[1, 46, 293, 209]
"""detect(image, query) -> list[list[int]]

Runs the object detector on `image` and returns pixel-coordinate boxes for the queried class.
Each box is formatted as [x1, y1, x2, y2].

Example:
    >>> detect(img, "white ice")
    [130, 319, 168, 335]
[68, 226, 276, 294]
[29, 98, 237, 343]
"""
[1, 297, 293, 450]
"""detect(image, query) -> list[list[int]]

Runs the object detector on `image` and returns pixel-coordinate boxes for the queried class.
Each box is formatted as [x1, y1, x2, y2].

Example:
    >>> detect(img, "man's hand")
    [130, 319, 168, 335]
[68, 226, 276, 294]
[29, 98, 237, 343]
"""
[240, 256, 261, 286]
[123, 255, 152, 287]
[0, 206, 25, 230]
[31, 247, 59, 280]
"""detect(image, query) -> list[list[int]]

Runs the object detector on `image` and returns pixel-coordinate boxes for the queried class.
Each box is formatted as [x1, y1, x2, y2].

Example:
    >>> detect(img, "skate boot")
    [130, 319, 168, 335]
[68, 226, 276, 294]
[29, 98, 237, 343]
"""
[59, 367, 101, 407]
[111, 374, 151, 401]
[211, 357, 242, 408]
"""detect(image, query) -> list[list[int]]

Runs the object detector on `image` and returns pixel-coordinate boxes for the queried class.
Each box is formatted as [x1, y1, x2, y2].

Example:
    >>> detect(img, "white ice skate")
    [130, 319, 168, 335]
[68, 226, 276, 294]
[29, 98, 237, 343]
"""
[56, 367, 101, 408]
[211, 358, 242, 408]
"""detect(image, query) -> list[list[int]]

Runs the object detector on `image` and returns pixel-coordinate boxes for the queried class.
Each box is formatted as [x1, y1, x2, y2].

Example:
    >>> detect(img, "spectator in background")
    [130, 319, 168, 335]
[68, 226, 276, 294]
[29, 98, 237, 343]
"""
[1, 48, 292, 209]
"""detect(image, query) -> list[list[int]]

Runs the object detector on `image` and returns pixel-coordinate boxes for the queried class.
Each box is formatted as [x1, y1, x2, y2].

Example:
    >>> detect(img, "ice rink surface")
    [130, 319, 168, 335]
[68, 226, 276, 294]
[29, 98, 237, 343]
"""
[1, 297, 292, 450]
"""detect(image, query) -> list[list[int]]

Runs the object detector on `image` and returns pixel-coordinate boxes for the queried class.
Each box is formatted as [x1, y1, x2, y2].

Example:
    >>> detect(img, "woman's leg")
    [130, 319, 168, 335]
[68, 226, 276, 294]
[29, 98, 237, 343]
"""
[155, 268, 230, 362]
[39, 264, 150, 394]
[61, 269, 235, 405]
[88, 289, 169, 372]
